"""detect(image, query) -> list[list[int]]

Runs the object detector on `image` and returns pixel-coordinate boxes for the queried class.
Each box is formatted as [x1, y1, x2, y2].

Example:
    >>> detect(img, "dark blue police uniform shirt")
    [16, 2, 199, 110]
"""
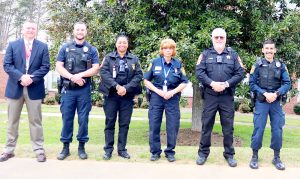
[144, 56, 188, 89]
[56, 41, 100, 65]
[249, 58, 291, 96]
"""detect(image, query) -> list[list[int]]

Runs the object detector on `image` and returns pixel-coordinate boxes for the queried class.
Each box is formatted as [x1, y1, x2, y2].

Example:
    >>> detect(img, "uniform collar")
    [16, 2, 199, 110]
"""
[109, 51, 135, 59]
[73, 40, 87, 48]
[210, 47, 229, 55]
[116, 51, 129, 59]
[262, 58, 274, 64]
[161, 56, 175, 66]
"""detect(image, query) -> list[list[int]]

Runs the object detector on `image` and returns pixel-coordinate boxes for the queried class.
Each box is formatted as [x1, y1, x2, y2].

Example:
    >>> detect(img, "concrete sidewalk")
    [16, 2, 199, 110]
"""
[0, 158, 299, 179]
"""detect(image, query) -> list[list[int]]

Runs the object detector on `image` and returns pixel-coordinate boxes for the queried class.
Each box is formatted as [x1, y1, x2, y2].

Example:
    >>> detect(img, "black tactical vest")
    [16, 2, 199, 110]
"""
[257, 58, 282, 91]
[64, 44, 90, 74]
[203, 47, 236, 82]
[115, 58, 129, 86]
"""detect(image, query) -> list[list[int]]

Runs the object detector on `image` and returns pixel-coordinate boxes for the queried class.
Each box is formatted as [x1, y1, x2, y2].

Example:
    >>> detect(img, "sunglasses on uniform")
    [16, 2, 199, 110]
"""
[213, 36, 225, 40]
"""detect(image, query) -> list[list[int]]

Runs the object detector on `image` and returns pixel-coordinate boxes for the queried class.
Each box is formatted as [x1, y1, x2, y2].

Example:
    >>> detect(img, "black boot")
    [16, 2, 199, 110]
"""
[57, 143, 70, 160]
[272, 150, 285, 170]
[249, 149, 259, 169]
[78, 142, 88, 160]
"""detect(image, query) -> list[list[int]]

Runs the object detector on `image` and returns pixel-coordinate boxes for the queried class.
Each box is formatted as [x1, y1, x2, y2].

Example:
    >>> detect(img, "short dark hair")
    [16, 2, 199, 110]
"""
[74, 21, 87, 29]
[263, 39, 276, 46]
[116, 33, 129, 42]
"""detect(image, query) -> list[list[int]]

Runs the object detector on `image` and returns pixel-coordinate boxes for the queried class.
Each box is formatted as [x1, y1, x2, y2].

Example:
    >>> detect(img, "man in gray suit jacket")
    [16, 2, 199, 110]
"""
[0, 21, 50, 162]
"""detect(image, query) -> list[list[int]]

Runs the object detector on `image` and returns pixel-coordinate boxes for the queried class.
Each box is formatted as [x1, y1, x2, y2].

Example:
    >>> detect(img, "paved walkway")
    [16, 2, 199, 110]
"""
[0, 158, 299, 179]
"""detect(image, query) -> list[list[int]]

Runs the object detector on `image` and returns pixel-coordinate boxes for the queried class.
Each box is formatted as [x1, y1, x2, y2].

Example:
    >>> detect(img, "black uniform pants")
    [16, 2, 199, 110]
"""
[103, 94, 134, 154]
[198, 93, 235, 159]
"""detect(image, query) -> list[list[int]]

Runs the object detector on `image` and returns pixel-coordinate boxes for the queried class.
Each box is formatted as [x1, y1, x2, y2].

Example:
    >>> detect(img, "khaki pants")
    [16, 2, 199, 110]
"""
[4, 87, 44, 155]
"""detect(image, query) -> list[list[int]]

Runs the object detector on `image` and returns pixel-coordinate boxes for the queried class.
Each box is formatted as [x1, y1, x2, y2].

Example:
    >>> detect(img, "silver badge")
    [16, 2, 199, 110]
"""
[276, 61, 281, 67]
[226, 55, 231, 59]
[83, 46, 89, 52]
[66, 48, 69, 52]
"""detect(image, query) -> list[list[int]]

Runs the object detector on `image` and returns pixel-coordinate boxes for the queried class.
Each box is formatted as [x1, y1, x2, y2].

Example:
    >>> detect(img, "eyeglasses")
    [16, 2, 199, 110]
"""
[162, 47, 173, 50]
[213, 36, 225, 40]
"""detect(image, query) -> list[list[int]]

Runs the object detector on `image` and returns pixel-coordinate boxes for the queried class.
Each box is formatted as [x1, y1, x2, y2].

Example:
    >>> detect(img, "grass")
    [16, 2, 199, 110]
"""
[0, 103, 299, 167]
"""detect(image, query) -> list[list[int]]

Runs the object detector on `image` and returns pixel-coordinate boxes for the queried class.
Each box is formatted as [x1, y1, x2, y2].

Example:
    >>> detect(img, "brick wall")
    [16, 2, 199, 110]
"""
[0, 53, 8, 100]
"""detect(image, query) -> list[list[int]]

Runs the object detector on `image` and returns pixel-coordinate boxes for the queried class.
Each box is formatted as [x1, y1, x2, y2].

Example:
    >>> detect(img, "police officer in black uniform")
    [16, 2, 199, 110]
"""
[195, 28, 244, 167]
[144, 38, 188, 162]
[56, 22, 100, 160]
[249, 40, 291, 170]
[99, 34, 143, 160]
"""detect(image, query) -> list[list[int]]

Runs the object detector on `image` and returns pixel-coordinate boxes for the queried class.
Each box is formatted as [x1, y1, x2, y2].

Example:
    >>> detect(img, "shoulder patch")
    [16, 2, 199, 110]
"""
[181, 66, 186, 76]
[100, 57, 105, 68]
[250, 65, 255, 74]
[285, 66, 289, 75]
[237, 56, 245, 68]
[147, 63, 152, 71]
[196, 54, 203, 65]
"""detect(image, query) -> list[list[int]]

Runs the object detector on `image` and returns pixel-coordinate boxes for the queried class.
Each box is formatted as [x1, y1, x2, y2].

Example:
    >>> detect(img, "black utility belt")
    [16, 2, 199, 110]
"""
[256, 93, 280, 102]
[62, 79, 88, 90]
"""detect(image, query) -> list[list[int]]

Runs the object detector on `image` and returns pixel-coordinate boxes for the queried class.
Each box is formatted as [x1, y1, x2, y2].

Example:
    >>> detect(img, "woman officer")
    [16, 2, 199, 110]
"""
[144, 38, 188, 162]
[99, 35, 143, 160]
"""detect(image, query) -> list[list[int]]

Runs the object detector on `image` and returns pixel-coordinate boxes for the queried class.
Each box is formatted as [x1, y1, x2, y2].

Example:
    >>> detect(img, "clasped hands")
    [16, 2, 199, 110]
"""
[69, 73, 86, 86]
[20, 74, 33, 86]
[116, 85, 127, 96]
[156, 89, 175, 100]
[210, 81, 227, 92]
[263, 92, 278, 103]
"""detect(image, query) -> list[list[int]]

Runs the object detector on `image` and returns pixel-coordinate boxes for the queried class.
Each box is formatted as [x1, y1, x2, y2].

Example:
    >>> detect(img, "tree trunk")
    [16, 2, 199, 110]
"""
[191, 83, 203, 132]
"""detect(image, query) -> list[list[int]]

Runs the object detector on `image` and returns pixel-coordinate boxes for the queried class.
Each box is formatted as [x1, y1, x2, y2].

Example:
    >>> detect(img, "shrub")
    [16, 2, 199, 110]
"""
[180, 97, 188, 107]
[44, 96, 56, 105]
[234, 99, 241, 111]
[294, 103, 300, 115]
[91, 91, 103, 107]
[55, 92, 61, 104]
[239, 103, 251, 113]
[140, 99, 149, 109]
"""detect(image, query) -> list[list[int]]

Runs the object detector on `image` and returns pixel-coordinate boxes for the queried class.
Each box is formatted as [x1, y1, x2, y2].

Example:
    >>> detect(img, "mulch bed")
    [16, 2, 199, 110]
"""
[160, 128, 243, 147]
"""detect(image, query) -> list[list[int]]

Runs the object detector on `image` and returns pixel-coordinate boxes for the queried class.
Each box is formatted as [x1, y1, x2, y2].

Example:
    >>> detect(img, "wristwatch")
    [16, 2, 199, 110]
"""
[275, 91, 280, 96]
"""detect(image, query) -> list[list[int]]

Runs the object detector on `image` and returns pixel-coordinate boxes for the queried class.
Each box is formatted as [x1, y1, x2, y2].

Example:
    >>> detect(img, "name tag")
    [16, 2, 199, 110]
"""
[163, 85, 167, 92]
[154, 66, 162, 71]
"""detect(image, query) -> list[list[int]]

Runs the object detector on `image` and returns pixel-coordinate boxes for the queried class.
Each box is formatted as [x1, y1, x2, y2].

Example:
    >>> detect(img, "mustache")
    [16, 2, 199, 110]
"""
[75, 36, 85, 40]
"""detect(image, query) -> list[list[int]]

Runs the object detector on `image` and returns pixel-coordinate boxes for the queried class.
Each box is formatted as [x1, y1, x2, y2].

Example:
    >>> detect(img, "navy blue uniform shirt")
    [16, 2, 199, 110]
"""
[144, 56, 188, 89]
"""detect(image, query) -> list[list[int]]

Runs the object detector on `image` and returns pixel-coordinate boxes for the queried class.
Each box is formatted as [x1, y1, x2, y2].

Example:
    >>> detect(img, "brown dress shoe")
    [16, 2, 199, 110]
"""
[0, 153, 15, 162]
[36, 153, 47, 162]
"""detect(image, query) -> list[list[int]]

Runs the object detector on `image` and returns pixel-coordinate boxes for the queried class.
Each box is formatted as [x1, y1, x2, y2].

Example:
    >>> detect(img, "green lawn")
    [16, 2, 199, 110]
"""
[0, 103, 299, 166]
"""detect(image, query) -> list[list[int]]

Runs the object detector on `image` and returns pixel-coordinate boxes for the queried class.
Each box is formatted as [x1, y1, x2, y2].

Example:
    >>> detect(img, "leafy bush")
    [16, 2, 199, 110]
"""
[91, 91, 103, 107]
[294, 103, 300, 115]
[133, 96, 144, 108]
[234, 99, 241, 111]
[180, 97, 188, 108]
[239, 103, 251, 113]
[44, 96, 56, 105]
[140, 98, 149, 109]
[55, 92, 61, 104]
